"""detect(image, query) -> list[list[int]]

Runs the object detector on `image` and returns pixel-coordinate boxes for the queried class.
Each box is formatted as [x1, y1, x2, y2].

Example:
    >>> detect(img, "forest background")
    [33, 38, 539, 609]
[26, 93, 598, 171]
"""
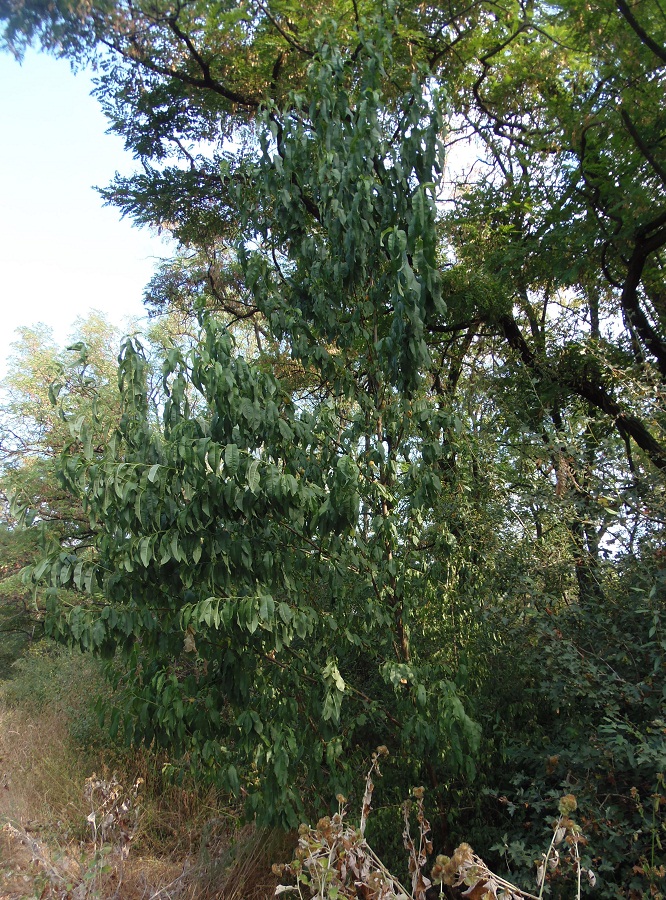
[0, 0, 665, 897]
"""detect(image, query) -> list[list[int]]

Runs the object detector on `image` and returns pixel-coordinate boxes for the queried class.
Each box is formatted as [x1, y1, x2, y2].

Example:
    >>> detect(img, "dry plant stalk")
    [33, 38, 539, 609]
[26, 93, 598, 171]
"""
[402, 787, 432, 900]
[84, 773, 144, 854]
[274, 752, 591, 900]
[431, 843, 539, 900]
[2, 821, 77, 893]
[534, 794, 595, 900]
[274, 745, 414, 900]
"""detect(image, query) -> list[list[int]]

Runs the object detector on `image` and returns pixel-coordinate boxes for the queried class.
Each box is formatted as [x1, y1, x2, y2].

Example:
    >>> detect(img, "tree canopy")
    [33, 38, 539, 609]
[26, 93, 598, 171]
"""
[1, 0, 665, 895]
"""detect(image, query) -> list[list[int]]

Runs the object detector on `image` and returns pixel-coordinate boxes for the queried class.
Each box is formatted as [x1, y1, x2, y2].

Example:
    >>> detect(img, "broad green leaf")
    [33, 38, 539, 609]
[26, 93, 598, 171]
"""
[247, 458, 261, 493]
[225, 443, 240, 475]
[140, 536, 152, 567]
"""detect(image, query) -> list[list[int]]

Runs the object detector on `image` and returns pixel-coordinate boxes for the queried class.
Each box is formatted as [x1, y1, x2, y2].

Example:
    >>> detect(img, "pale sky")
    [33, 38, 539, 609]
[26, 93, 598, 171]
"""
[0, 49, 170, 377]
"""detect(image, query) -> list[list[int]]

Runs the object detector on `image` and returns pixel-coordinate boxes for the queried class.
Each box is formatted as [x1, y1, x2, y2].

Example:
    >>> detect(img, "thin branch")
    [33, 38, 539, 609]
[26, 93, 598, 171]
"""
[101, 35, 259, 109]
[621, 109, 666, 189]
[254, 0, 314, 57]
[499, 314, 666, 470]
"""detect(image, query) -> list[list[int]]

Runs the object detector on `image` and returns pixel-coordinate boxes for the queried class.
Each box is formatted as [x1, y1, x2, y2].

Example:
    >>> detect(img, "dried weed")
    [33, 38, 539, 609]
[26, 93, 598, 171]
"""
[0, 701, 290, 899]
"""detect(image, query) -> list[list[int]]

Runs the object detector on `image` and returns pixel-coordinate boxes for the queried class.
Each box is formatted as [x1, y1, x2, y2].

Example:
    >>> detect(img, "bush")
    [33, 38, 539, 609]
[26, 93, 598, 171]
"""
[1, 641, 110, 749]
[450, 556, 666, 899]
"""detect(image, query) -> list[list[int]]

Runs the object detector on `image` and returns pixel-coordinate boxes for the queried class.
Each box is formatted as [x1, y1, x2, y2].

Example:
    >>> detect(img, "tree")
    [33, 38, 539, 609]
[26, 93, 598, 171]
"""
[2, 0, 663, 468]
[0, 317, 126, 668]
[0, 314, 185, 671]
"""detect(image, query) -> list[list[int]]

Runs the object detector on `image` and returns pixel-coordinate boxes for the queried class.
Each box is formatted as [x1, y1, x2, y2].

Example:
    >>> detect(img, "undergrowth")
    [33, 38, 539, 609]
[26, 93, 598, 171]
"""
[0, 641, 291, 899]
[273, 748, 598, 900]
[1, 641, 663, 900]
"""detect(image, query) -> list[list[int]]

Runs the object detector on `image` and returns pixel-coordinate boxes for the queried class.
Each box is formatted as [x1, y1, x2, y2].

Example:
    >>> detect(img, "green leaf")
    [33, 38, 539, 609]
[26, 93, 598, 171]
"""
[259, 592, 275, 622]
[247, 458, 261, 493]
[294, 613, 308, 639]
[91, 619, 106, 648]
[278, 419, 294, 442]
[140, 536, 152, 567]
[225, 443, 240, 475]
[227, 764, 240, 796]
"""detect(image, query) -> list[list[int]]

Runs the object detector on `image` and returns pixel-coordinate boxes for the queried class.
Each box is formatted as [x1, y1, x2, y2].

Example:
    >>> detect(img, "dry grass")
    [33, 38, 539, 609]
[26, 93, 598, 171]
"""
[0, 700, 292, 900]
[0, 704, 87, 836]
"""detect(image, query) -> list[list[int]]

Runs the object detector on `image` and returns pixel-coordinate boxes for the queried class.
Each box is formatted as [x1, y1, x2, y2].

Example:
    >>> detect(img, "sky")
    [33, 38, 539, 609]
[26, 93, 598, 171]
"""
[0, 49, 170, 378]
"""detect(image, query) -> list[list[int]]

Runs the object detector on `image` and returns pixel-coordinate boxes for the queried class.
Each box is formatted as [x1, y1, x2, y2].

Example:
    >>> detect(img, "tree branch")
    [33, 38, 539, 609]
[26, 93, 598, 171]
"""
[616, 0, 666, 63]
[620, 222, 666, 376]
[621, 109, 666, 189]
[102, 34, 259, 109]
[499, 315, 666, 470]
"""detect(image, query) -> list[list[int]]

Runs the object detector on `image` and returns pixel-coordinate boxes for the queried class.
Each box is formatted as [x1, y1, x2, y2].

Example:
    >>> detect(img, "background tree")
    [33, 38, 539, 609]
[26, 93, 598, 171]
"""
[0, 316, 124, 672]
[0, 313, 192, 670]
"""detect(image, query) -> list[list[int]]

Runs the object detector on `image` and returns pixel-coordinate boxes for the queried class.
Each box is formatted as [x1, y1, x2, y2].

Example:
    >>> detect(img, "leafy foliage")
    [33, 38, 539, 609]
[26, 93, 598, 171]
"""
[0, 317, 125, 674]
[42, 315, 480, 827]
[1, 0, 665, 894]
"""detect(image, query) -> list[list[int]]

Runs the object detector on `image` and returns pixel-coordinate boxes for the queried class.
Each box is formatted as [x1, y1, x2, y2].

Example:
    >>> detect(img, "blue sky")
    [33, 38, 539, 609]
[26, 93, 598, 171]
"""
[0, 49, 169, 376]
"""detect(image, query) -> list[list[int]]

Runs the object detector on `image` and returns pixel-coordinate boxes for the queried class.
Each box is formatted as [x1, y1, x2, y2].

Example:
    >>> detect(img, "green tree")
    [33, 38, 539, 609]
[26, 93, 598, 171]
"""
[0, 316, 126, 672]
[2, 0, 664, 470]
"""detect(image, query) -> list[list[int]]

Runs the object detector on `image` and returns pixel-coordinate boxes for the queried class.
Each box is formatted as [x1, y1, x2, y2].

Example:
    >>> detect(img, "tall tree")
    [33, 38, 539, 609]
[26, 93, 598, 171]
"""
[2, 0, 663, 469]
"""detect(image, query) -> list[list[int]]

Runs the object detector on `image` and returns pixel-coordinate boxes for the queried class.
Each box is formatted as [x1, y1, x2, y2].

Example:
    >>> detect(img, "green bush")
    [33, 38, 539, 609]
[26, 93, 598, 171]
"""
[1, 641, 111, 749]
[450, 556, 666, 898]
